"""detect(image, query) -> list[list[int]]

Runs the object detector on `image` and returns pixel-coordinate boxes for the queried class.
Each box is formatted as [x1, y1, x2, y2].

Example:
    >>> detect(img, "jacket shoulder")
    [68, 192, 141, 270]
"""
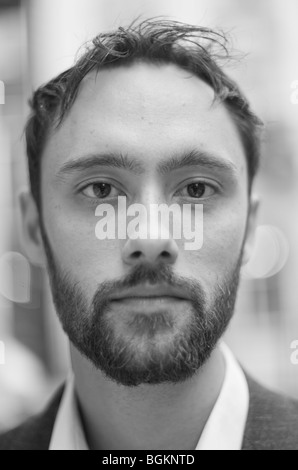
[243, 373, 298, 450]
[0, 384, 64, 450]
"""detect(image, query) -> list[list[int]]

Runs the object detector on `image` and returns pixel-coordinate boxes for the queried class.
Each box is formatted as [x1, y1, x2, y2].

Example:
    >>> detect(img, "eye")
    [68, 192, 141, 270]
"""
[81, 182, 120, 199]
[177, 182, 216, 199]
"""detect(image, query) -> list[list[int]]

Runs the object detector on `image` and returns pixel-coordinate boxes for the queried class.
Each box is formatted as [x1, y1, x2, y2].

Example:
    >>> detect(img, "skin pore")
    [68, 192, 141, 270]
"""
[21, 62, 258, 450]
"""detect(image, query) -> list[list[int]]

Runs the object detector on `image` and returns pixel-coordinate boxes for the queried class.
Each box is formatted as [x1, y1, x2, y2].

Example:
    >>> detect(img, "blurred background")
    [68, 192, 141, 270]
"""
[0, 0, 298, 432]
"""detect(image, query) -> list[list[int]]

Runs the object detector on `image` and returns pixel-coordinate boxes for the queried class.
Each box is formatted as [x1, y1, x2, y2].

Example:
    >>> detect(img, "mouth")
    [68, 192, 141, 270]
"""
[111, 295, 186, 311]
[108, 285, 192, 317]
[109, 283, 191, 303]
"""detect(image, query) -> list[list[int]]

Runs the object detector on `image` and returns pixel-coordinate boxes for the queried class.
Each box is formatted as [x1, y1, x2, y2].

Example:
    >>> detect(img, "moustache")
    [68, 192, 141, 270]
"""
[91, 262, 206, 312]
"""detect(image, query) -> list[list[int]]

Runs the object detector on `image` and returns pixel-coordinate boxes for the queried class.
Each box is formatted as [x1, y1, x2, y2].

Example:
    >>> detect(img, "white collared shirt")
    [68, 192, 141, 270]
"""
[49, 343, 249, 450]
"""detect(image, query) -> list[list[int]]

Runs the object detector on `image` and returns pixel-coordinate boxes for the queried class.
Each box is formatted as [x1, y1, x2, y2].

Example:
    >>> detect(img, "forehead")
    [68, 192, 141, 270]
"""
[43, 62, 246, 177]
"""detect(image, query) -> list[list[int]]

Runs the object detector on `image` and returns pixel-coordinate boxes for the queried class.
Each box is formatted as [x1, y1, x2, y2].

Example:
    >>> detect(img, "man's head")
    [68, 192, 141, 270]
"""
[20, 19, 261, 387]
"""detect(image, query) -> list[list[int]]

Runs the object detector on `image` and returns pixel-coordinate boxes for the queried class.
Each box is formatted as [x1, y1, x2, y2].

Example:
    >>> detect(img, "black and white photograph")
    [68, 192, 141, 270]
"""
[0, 0, 298, 452]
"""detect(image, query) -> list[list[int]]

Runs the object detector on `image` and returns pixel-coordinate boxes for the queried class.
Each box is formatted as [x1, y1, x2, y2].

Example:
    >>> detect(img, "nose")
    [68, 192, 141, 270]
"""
[122, 237, 179, 266]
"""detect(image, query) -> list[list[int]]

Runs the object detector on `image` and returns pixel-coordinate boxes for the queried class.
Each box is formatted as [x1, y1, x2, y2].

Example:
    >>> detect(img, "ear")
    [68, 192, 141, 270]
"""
[18, 190, 47, 268]
[241, 193, 260, 266]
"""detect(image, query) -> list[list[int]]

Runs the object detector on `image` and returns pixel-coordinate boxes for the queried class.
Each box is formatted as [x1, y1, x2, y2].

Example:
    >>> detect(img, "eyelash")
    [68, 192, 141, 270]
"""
[79, 180, 218, 202]
[80, 182, 122, 200]
[174, 182, 217, 200]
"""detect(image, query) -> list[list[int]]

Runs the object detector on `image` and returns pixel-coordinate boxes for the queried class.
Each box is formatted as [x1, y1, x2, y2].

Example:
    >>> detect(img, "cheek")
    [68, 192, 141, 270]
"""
[183, 206, 247, 285]
[43, 200, 122, 289]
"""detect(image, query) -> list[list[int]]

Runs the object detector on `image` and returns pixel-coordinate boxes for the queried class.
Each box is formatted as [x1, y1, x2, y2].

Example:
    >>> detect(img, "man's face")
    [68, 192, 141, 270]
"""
[39, 62, 250, 386]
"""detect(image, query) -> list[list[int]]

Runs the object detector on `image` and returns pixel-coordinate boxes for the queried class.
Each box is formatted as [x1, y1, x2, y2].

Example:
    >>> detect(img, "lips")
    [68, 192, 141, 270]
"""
[109, 283, 191, 302]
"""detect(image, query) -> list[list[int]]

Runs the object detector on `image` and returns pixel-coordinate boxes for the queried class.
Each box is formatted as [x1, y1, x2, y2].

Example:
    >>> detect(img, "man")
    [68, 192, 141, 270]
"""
[1, 18, 298, 450]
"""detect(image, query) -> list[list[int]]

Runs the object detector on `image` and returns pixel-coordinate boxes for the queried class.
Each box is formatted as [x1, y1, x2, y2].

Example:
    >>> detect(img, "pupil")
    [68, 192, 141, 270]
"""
[187, 183, 205, 198]
[94, 183, 111, 198]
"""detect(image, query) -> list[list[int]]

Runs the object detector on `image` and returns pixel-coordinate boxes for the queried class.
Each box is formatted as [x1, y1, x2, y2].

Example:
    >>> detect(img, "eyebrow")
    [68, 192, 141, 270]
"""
[56, 149, 238, 179]
[56, 153, 145, 177]
[157, 149, 238, 176]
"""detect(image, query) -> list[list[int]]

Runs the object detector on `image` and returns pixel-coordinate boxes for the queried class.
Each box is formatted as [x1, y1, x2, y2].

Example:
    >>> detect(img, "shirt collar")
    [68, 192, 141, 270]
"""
[49, 372, 88, 450]
[49, 342, 249, 450]
[195, 342, 249, 450]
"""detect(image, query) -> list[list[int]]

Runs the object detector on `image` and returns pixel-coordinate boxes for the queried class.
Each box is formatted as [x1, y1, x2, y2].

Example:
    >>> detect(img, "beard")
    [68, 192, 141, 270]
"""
[40, 222, 243, 387]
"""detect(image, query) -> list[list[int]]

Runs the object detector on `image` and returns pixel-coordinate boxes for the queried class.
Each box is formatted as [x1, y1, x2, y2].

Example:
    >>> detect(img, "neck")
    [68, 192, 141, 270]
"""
[70, 343, 225, 450]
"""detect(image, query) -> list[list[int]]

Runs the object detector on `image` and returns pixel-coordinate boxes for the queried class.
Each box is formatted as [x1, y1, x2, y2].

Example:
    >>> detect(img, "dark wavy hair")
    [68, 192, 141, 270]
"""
[25, 18, 262, 211]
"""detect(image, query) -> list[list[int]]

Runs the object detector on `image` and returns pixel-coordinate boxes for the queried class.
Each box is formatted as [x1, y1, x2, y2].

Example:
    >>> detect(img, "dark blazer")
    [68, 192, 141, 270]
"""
[1, 373, 298, 450]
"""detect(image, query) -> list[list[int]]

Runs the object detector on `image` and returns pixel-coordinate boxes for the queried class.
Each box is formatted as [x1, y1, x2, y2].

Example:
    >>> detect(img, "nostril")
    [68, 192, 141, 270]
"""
[161, 251, 171, 258]
[131, 251, 142, 259]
